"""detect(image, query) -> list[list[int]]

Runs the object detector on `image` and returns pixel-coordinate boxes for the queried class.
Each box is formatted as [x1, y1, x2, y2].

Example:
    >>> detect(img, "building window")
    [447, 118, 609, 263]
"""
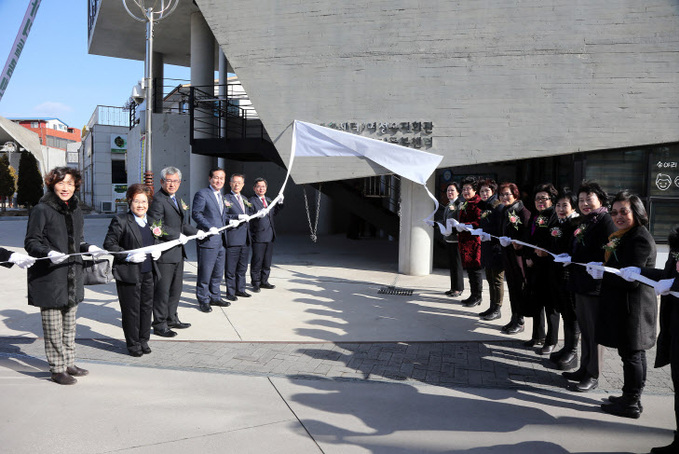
[111, 160, 127, 184]
[585, 149, 647, 196]
[31, 122, 38, 128]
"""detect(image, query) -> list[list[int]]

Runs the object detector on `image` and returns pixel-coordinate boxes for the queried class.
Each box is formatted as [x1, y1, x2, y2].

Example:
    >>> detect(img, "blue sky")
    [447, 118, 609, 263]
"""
[0, 0, 189, 131]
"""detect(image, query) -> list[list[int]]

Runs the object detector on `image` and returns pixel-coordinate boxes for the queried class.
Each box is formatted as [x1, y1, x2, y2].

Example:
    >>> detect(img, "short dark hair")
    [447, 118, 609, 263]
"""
[556, 187, 577, 210]
[45, 167, 82, 191]
[479, 178, 498, 194]
[253, 177, 267, 187]
[612, 190, 648, 226]
[668, 224, 679, 252]
[498, 182, 520, 199]
[126, 183, 153, 207]
[534, 183, 558, 203]
[461, 176, 479, 192]
[577, 180, 608, 207]
[230, 173, 245, 181]
[209, 167, 225, 178]
[446, 182, 461, 193]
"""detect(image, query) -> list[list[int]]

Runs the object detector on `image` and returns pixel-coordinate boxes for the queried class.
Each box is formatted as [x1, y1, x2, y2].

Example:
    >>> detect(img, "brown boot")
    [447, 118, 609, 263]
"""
[51, 372, 77, 385]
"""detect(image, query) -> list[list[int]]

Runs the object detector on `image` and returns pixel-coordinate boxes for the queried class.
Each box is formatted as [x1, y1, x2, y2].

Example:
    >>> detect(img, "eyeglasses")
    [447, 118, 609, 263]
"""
[499, 193, 513, 198]
[131, 200, 148, 205]
[610, 208, 632, 217]
[535, 196, 549, 202]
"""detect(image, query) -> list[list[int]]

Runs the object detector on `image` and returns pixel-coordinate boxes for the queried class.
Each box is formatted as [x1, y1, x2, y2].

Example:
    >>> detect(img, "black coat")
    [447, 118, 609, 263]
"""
[596, 225, 657, 350]
[147, 189, 196, 263]
[523, 207, 555, 316]
[24, 192, 91, 308]
[569, 210, 616, 295]
[479, 195, 504, 269]
[103, 213, 161, 284]
[0, 247, 13, 268]
[249, 195, 282, 243]
[641, 253, 679, 368]
[547, 213, 580, 312]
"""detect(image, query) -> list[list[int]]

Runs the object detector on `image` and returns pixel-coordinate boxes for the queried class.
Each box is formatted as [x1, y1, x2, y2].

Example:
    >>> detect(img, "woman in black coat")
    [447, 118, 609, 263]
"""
[497, 182, 532, 335]
[104, 184, 163, 357]
[594, 191, 656, 418]
[563, 180, 616, 392]
[442, 182, 464, 297]
[24, 167, 103, 385]
[478, 179, 505, 321]
[638, 225, 679, 453]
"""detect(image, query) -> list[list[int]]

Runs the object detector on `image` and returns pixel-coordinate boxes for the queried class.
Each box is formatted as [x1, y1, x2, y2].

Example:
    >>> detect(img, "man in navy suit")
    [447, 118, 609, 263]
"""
[249, 178, 283, 292]
[192, 168, 230, 313]
[147, 167, 199, 337]
[224, 173, 253, 301]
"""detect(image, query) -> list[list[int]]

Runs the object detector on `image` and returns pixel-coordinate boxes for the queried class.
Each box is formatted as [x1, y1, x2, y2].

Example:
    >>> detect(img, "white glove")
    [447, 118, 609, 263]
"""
[229, 220, 239, 228]
[48, 251, 68, 264]
[499, 236, 513, 248]
[88, 245, 107, 258]
[586, 262, 604, 280]
[480, 232, 491, 242]
[151, 250, 162, 261]
[620, 266, 641, 283]
[553, 253, 572, 265]
[208, 227, 219, 236]
[238, 214, 248, 221]
[654, 278, 676, 296]
[279, 194, 284, 203]
[196, 230, 208, 240]
[8, 252, 37, 269]
[178, 234, 189, 245]
[125, 252, 146, 263]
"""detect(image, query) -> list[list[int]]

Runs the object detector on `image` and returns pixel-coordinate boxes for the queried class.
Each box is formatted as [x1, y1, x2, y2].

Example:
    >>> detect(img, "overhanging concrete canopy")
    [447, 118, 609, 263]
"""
[0, 115, 44, 173]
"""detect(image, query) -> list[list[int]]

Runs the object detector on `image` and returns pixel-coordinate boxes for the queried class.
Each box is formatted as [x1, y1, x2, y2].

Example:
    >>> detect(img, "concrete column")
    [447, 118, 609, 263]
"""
[398, 176, 434, 275]
[189, 11, 216, 200]
[218, 51, 228, 170]
[152, 51, 164, 113]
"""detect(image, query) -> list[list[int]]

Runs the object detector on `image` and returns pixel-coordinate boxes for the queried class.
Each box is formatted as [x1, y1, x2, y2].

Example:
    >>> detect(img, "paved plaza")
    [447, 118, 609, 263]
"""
[0, 217, 675, 453]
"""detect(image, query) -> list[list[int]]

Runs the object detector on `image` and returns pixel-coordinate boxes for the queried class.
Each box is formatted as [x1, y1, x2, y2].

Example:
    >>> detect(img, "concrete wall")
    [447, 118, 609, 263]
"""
[197, 0, 679, 184]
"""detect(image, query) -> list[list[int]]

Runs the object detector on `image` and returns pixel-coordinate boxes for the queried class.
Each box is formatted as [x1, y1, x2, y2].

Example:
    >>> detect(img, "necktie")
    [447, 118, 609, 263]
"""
[261, 197, 267, 208]
[236, 194, 244, 212]
[171, 195, 179, 210]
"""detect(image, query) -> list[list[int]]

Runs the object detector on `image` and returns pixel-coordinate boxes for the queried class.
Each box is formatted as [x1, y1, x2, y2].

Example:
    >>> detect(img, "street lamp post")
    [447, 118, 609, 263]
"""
[122, 0, 179, 190]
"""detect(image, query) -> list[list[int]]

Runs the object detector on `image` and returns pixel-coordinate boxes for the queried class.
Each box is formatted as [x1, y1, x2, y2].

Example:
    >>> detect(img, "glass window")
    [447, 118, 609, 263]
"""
[649, 199, 679, 241]
[111, 160, 127, 184]
[585, 149, 647, 196]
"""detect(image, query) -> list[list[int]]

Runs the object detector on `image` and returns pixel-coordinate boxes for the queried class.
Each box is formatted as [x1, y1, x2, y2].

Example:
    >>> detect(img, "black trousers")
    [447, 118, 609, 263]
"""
[251, 241, 274, 285]
[575, 293, 604, 379]
[153, 261, 183, 331]
[467, 267, 483, 298]
[116, 271, 154, 353]
[226, 245, 250, 295]
[446, 241, 464, 292]
[485, 267, 504, 308]
[618, 348, 647, 396]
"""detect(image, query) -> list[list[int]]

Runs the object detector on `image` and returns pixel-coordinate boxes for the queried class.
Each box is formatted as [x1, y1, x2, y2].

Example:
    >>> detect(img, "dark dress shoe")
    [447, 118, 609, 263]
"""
[169, 321, 191, 329]
[141, 344, 152, 354]
[252, 286, 261, 293]
[260, 283, 276, 289]
[482, 309, 501, 321]
[557, 351, 578, 370]
[463, 297, 482, 308]
[235, 291, 251, 297]
[608, 395, 644, 412]
[199, 302, 213, 312]
[501, 321, 513, 332]
[505, 323, 525, 335]
[225, 294, 238, 301]
[129, 350, 143, 357]
[539, 344, 556, 355]
[562, 369, 586, 381]
[154, 328, 177, 338]
[210, 299, 231, 307]
[51, 372, 77, 385]
[523, 338, 545, 347]
[479, 307, 493, 317]
[574, 376, 598, 392]
[601, 400, 641, 418]
[66, 365, 89, 377]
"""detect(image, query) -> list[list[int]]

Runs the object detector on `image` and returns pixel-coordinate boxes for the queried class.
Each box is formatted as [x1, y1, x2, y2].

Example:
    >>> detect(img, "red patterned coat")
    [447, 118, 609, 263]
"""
[458, 194, 482, 269]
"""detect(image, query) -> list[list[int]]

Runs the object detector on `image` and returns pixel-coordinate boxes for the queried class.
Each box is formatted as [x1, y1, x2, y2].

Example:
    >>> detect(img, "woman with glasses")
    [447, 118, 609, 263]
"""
[563, 180, 615, 392]
[104, 184, 166, 357]
[497, 182, 532, 335]
[478, 179, 505, 321]
[457, 177, 484, 307]
[594, 190, 656, 418]
[442, 182, 464, 297]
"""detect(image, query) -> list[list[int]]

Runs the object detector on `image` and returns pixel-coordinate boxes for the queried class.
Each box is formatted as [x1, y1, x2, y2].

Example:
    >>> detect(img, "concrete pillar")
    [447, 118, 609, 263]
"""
[398, 176, 435, 275]
[152, 51, 164, 113]
[218, 51, 228, 170]
[189, 11, 216, 200]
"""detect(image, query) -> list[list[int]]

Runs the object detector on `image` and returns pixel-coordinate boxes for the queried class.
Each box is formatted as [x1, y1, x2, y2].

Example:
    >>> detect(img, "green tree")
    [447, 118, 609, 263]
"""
[17, 152, 43, 209]
[0, 155, 14, 211]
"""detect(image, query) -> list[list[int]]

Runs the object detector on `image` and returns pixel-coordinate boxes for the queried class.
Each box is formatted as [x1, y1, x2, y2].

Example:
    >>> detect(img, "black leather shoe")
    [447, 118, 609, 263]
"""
[225, 294, 238, 302]
[141, 344, 152, 354]
[154, 328, 177, 338]
[66, 365, 89, 377]
[463, 297, 482, 308]
[524, 338, 545, 347]
[199, 303, 213, 313]
[235, 291, 251, 297]
[252, 286, 261, 293]
[260, 283, 276, 290]
[52, 372, 77, 385]
[539, 344, 556, 355]
[609, 395, 644, 413]
[169, 321, 191, 329]
[210, 299, 231, 307]
[505, 323, 525, 335]
[601, 400, 640, 418]
[501, 321, 513, 332]
[482, 309, 501, 321]
[557, 352, 578, 370]
[129, 350, 143, 357]
[562, 369, 586, 381]
[574, 377, 598, 392]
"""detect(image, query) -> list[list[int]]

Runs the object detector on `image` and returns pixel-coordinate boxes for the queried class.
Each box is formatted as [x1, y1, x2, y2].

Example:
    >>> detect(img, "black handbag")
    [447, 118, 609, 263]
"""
[82, 258, 113, 285]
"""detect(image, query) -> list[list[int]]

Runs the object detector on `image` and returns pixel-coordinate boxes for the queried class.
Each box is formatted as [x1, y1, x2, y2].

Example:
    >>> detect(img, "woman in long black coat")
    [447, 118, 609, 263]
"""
[563, 180, 615, 393]
[478, 179, 505, 321]
[442, 182, 464, 297]
[595, 191, 656, 418]
[104, 184, 163, 357]
[24, 167, 102, 385]
[639, 225, 679, 453]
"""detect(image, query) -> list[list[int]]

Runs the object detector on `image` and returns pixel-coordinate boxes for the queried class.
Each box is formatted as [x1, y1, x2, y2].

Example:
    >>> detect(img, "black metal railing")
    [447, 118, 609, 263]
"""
[87, 0, 100, 40]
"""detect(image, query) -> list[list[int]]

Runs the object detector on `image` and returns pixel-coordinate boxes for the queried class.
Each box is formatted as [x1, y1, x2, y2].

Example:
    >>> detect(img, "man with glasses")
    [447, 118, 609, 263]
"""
[148, 166, 198, 337]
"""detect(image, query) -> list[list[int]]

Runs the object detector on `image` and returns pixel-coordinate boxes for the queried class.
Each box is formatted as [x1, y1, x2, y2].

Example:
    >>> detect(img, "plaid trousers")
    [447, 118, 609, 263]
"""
[40, 305, 77, 373]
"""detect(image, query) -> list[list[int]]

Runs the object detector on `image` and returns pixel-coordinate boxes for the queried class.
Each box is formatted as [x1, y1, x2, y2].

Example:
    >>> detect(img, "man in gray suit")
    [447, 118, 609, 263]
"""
[192, 168, 230, 313]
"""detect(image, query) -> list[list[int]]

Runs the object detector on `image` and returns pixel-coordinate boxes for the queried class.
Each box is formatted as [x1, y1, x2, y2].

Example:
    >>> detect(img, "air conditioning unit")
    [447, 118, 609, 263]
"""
[101, 201, 114, 213]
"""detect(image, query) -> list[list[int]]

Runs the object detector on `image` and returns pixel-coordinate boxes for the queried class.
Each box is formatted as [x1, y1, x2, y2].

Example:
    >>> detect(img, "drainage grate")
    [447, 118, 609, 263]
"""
[378, 286, 414, 296]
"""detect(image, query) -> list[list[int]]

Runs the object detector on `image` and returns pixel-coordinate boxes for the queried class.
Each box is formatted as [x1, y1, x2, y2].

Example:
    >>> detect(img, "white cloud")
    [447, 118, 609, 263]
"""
[32, 101, 74, 118]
